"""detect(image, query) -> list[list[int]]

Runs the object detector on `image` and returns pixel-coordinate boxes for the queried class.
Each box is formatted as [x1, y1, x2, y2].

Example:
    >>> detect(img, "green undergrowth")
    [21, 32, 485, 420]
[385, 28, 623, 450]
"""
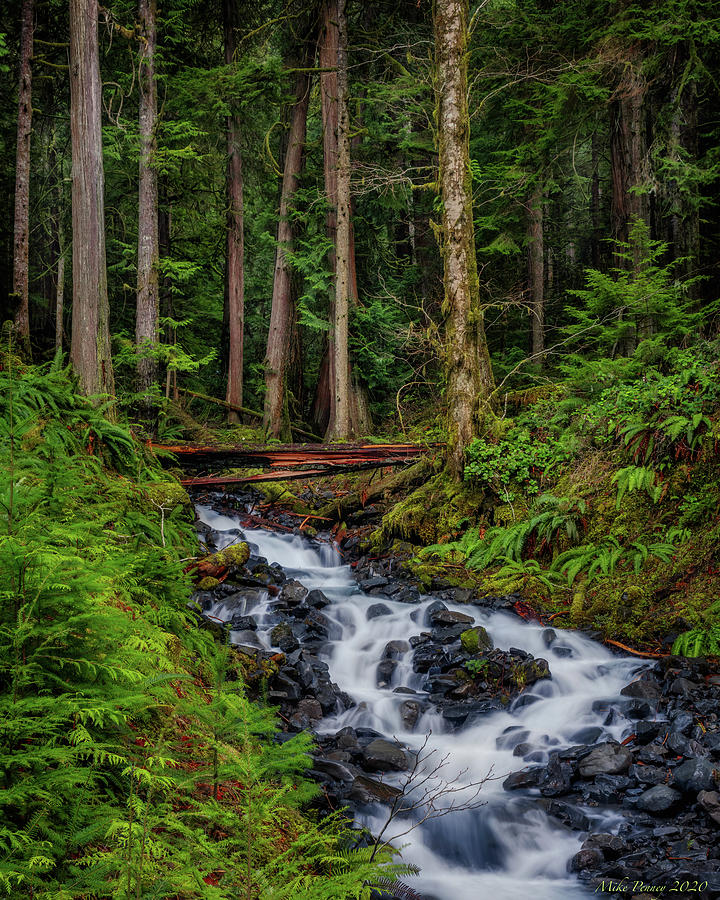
[392, 339, 720, 653]
[0, 353, 405, 898]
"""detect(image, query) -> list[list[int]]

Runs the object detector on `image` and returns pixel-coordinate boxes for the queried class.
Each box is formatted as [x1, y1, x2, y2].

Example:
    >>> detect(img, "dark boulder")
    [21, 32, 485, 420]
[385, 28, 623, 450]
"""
[636, 784, 682, 813]
[578, 743, 632, 777]
[367, 603, 392, 620]
[362, 739, 408, 772]
[672, 758, 718, 793]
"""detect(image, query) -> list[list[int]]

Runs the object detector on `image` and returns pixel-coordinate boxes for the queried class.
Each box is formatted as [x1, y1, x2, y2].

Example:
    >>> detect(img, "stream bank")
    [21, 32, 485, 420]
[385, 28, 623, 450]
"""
[189, 488, 720, 900]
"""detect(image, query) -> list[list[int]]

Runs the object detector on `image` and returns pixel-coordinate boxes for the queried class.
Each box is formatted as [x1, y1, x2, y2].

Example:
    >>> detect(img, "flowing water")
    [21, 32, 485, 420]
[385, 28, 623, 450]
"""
[196, 502, 645, 900]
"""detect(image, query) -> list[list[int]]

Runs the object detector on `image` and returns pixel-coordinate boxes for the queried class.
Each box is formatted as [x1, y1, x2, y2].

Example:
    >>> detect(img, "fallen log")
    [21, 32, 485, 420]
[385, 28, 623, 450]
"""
[179, 459, 422, 488]
[153, 441, 437, 477]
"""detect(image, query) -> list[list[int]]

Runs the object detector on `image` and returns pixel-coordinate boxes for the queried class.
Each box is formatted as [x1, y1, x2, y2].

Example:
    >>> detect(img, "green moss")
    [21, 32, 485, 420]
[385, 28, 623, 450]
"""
[208, 542, 250, 568]
[144, 481, 193, 512]
[460, 626, 492, 654]
[374, 472, 484, 546]
[197, 576, 220, 590]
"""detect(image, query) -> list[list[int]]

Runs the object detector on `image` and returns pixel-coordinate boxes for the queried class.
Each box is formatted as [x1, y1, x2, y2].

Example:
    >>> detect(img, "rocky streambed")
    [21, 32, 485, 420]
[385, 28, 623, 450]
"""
[190, 492, 720, 900]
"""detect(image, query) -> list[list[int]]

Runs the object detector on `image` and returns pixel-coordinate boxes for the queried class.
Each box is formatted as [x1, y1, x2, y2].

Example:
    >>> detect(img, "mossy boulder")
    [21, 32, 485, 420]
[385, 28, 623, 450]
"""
[144, 481, 193, 512]
[375, 472, 484, 546]
[196, 576, 220, 590]
[461, 626, 493, 654]
[207, 542, 250, 568]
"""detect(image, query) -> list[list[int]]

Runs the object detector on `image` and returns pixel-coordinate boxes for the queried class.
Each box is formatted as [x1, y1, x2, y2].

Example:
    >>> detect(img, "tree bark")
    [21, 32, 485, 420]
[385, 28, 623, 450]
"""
[136, 0, 160, 407]
[69, 0, 115, 398]
[12, 0, 34, 350]
[434, 0, 494, 479]
[223, 0, 244, 422]
[610, 59, 648, 270]
[55, 210, 65, 353]
[327, 0, 351, 441]
[264, 63, 311, 439]
[527, 183, 544, 360]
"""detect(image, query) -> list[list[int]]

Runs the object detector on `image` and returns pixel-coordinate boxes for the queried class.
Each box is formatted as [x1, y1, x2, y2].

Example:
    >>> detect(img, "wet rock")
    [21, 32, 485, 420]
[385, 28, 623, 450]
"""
[670, 676, 696, 696]
[432, 624, 469, 644]
[366, 603, 391, 620]
[230, 614, 257, 631]
[634, 720, 661, 744]
[568, 848, 604, 872]
[359, 576, 389, 591]
[376, 659, 397, 688]
[314, 682, 340, 714]
[349, 775, 403, 804]
[311, 756, 356, 784]
[297, 698, 323, 722]
[698, 790, 720, 825]
[270, 622, 299, 653]
[569, 726, 603, 745]
[383, 640, 410, 659]
[336, 727, 360, 752]
[460, 626, 493, 654]
[512, 657, 551, 689]
[539, 759, 573, 797]
[269, 673, 302, 702]
[280, 579, 308, 605]
[628, 764, 667, 786]
[305, 589, 330, 609]
[362, 739, 408, 772]
[503, 768, 544, 790]
[430, 608, 475, 627]
[578, 742, 633, 777]
[672, 758, 718, 793]
[424, 600, 447, 625]
[545, 800, 590, 831]
[302, 609, 341, 640]
[541, 628, 557, 648]
[670, 710, 694, 734]
[620, 678, 662, 702]
[399, 699, 422, 731]
[496, 728, 530, 751]
[582, 833, 627, 859]
[636, 784, 682, 813]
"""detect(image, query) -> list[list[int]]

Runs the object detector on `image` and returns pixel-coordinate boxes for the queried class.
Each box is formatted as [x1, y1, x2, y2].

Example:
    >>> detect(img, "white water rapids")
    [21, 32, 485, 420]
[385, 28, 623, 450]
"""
[196, 503, 645, 900]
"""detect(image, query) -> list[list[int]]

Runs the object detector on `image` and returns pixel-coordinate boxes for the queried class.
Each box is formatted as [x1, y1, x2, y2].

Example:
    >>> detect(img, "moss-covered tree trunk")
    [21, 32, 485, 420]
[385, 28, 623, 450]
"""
[434, 0, 494, 479]
[528, 182, 544, 360]
[223, 0, 244, 422]
[136, 0, 160, 412]
[264, 62, 311, 440]
[69, 0, 115, 399]
[327, 0, 351, 441]
[12, 0, 34, 352]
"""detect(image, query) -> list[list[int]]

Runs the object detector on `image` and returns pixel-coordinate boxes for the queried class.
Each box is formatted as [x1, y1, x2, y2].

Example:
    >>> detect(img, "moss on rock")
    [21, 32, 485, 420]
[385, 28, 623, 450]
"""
[144, 481, 193, 512]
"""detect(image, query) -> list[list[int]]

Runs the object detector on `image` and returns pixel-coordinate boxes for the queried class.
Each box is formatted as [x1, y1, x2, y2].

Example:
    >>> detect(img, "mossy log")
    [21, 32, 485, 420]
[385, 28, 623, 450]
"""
[318, 459, 432, 520]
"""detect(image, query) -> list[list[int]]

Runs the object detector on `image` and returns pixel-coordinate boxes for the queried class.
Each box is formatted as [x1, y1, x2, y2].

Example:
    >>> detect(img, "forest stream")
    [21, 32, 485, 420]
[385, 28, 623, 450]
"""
[194, 498, 674, 900]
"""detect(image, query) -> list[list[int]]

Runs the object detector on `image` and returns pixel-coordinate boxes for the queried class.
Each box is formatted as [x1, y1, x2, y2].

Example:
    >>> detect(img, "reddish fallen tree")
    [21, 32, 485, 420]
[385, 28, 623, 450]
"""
[152, 441, 441, 486]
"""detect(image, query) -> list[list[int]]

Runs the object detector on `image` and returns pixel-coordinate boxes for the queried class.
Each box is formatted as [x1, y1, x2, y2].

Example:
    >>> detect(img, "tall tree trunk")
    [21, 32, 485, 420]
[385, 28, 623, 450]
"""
[590, 130, 601, 269]
[610, 60, 648, 270]
[327, 0, 351, 441]
[12, 0, 34, 351]
[136, 0, 160, 411]
[527, 183, 544, 360]
[223, 0, 244, 423]
[55, 246, 65, 353]
[69, 0, 115, 398]
[434, 0, 494, 480]
[264, 64, 311, 439]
